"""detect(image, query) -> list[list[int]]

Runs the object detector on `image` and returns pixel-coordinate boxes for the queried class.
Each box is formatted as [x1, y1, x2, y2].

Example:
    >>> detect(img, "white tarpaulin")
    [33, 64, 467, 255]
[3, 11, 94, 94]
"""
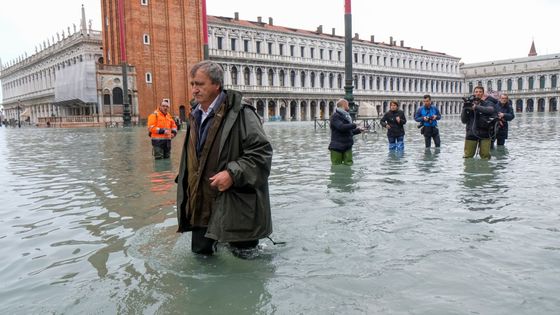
[356, 101, 378, 118]
[54, 60, 97, 103]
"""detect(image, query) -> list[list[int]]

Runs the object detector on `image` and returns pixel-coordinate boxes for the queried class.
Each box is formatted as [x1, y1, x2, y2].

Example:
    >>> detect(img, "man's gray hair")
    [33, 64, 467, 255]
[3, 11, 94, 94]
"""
[190, 60, 224, 88]
[336, 98, 348, 108]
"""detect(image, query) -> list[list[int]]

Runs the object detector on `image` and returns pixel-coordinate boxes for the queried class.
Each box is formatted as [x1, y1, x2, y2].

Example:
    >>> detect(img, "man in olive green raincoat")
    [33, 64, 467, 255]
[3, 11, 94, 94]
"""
[176, 61, 273, 256]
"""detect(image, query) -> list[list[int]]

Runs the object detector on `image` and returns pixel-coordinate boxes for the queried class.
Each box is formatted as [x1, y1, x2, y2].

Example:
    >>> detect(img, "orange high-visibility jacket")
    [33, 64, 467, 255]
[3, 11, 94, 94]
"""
[147, 110, 177, 139]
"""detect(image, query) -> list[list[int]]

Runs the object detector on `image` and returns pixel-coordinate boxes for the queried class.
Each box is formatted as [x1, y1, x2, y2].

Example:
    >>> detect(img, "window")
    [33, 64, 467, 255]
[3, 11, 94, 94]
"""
[310, 48, 314, 59]
[244, 40, 249, 52]
[362, 54, 366, 63]
[280, 70, 285, 87]
[300, 46, 305, 58]
[244, 67, 250, 85]
[539, 75, 545, 89]
[290, 45, 295, 57]
[301, 71, 306, 87]
[468, 82, 473, 93]
[268, 42, 273, 54]
[230, 38, 236, 51]
[329, 73, 333, 88]
[384, 57, 387, 66]
[217, 37, 223, 50]
[279, 44, 284, 56]
[354, 53, 358, 63]
[329, 50, 333, 60]
[103, 93, 111, 105]
[143, 34, 150, 44]
[507, 79, 513, 91]
[487, 80, 492, 91]
[338, 51, 342, 61]
[231, 67, 238, 85]
[113, 87, 123, 104]
[361, 76, 366, 89]
[518, 77, 523, 90]
[256, 68, 262, 86]
[141, 0, 148, 5]
[320, 73, 325, 88]
[369, 55, 373, 64]
[256, 41, 261, 53]
[552, 75, 557, 88]
[268, 69, 274, 86]
[145, 72, 152, 83]
[497, 80, 502, 91]
[338, 74, 342, 88]
[528, 76, 534, 89]
[320, 49, 324, 59]
[290, 71, 295, 87]
[310, 72, 315, 88]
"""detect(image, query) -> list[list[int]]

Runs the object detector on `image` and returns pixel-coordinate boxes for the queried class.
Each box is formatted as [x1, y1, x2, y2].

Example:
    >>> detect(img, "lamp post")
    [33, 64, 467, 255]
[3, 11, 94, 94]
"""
[344, 0, 358, 120]
[17, 100, 22, 128]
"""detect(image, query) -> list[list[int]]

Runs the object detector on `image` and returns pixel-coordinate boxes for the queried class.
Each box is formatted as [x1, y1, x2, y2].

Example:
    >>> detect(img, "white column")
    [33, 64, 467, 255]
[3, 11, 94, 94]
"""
[263, 100, 269, 122]
[296, 101, 301, 121]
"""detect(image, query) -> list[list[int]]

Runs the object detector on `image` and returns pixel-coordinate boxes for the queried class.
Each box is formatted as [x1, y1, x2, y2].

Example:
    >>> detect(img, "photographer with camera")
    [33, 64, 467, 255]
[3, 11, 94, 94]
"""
[414, 95, 441, 148]
[493, 93, 515, 148]
[461, 86, 496, 159]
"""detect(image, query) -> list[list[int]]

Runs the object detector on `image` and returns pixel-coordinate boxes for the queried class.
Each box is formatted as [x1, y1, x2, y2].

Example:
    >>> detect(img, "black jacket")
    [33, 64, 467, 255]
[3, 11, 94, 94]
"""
[461, 99, 496, 140]
[328, 110, 361, 152]
[380, 110, 407, 137]
[495, 101, 515, 139]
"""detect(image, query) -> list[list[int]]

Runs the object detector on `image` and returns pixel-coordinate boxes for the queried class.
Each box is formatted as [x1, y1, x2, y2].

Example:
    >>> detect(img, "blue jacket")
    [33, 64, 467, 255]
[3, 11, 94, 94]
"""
[328, 109, 361, 152]
[414, 105, 441, 127]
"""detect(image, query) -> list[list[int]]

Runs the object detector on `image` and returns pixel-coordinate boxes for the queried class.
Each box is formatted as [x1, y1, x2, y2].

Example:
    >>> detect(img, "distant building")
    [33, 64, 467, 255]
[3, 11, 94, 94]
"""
[0, 6, 139, 127]
[462, 41, 559, 112]
[207, 14, 465, 121]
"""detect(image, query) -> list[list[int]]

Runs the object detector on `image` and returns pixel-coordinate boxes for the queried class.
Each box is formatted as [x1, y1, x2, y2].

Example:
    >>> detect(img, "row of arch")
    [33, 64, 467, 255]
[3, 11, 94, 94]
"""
[227, 65, 462, 94]
[468, 74, 558, 93]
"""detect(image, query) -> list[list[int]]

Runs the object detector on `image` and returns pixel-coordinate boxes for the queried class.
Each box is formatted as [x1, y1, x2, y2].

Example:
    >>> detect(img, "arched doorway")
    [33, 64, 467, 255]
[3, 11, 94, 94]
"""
[526, 99, 534, 112]
[290, 101, 297, 121]
[310, 101, 318, 119]
[300, 101, 307, 121]
[550, 98, 558, 112]
[328, 101, 335, 118]
[382, 101, 388, 114]
[516, 99, 523, 112]
[320, 101, 326, 119]
[268, 100, 276, 120]
[279, 101, 287, 121]
[537, 98, 545, 112]
[256, 100, 265, 118]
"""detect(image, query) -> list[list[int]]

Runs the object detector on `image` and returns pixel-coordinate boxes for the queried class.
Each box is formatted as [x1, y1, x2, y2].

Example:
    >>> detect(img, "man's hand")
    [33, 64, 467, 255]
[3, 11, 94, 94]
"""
[209, 170, 233, 192]
[396, 117, 401, 124]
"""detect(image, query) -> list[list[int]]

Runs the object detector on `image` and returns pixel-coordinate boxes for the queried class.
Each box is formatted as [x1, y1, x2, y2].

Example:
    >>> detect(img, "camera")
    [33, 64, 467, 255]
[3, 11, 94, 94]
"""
[462, 95, 477, 108]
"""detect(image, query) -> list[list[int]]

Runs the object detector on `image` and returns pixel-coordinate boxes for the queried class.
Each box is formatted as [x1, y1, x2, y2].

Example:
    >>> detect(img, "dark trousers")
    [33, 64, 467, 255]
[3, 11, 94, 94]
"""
[152, 139, 171, 159]
[191, 227, 258, 255]
[422, 126, 440, 148]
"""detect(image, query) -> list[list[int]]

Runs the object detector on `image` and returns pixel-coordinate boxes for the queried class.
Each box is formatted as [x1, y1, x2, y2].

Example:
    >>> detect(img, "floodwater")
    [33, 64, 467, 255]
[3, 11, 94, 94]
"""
[1, 113, 559, 314]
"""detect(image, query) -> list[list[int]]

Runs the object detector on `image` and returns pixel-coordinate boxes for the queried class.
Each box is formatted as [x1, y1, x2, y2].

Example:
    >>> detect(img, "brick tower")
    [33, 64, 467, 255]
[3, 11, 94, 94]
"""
[101, 0, 203, 121]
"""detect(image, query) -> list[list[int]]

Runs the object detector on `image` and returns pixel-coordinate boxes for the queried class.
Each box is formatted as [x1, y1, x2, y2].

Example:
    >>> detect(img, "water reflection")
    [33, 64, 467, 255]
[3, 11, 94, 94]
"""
[328, 165, 355, 193]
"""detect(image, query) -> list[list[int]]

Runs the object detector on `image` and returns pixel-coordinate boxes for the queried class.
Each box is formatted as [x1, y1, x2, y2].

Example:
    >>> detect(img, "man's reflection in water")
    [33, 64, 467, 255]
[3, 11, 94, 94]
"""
[328, 165, 356, 193]
[416, 147, 440, 173]
[150, 159, 174, 193]
[460, 159, 502, 212]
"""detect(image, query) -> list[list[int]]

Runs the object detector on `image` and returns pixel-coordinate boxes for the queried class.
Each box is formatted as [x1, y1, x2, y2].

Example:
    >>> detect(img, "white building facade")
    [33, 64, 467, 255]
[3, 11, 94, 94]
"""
[0, 7, 138, 127]
[462, 54, 559, 112]
[208, 15, 465, 121]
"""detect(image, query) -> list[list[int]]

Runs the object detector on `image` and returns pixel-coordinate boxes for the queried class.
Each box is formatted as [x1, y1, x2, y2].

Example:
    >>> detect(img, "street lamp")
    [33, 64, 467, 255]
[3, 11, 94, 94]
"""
[17, 99, 22, 128]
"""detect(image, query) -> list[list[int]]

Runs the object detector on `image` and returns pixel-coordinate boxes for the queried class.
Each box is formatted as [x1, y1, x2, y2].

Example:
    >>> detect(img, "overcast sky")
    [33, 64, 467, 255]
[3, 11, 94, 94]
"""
[1, 0, 559, 73]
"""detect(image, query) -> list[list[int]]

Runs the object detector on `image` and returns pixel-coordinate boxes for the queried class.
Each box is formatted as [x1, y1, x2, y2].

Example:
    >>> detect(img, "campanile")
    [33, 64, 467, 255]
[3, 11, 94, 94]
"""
[101, 0, 203, 121]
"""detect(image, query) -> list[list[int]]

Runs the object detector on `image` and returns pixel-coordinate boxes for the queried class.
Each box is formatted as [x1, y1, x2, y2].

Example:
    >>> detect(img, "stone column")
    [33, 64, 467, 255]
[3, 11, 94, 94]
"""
[286, 100, 291, 121]
[223, 65, 231, 86]
[296, 101, 301, 121]
[306, 100, 311, 121]
[263, 100, 269, 122]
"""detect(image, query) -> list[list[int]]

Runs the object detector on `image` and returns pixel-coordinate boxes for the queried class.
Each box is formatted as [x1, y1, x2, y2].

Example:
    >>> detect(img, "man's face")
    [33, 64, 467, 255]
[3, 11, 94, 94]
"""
[159, 102, 169, 114]
[423, 99, 431, 107]
[341, 100, 350, 111]
[474, 88, 484, 99]
[191, 69, 221, 108]
[390, 103, 398, 111]
[500, 95, 509, 105]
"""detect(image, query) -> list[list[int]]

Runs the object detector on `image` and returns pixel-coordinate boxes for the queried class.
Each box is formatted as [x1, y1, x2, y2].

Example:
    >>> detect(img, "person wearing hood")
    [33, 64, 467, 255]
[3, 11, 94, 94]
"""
[380, 100, 407, 151]
[176, 61, 273, 257]
[461, 86, 496, 159]
[328, 99, 365, 165]
[493, 93, 515, 147]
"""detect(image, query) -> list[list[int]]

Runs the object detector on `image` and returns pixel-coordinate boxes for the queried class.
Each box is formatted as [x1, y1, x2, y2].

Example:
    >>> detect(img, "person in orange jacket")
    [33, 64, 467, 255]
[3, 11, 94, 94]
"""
[148, 99, 178, 159]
